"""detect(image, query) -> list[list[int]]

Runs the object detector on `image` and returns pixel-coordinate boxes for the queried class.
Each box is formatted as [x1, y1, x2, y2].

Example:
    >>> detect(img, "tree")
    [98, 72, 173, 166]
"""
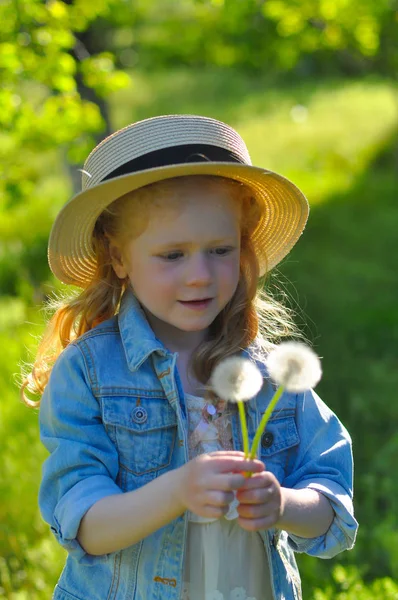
[0, 0, 130, 298]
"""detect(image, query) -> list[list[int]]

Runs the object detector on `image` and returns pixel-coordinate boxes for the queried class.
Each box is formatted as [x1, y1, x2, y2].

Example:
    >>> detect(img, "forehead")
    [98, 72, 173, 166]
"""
[115, 176, 246, 247]
[143, 184, 241, 240]
[149, 176, 241, 207]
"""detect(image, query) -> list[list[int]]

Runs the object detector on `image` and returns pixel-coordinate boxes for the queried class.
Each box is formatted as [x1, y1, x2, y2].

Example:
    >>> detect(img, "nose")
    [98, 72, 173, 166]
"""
[185, 252, 213, 286]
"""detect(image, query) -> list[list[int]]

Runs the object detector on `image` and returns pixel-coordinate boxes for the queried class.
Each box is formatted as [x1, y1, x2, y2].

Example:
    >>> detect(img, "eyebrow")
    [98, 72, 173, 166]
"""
[153, 239, 237, 252]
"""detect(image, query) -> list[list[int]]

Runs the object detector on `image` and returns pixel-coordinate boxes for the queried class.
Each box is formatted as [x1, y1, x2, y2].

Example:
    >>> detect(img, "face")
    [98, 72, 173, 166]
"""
[111, 182, 241, 348]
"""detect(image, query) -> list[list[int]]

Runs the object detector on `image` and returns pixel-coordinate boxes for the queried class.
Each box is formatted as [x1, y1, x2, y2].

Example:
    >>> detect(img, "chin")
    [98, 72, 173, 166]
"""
[175, 319, 213, 333]
[176, 323, 209, 333]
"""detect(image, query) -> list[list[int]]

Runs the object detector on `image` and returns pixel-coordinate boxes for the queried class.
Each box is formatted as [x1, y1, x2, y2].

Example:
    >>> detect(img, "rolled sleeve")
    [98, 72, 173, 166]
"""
[287, 479, 358, 557]
[39, 343, 123, 563]
[283, 390, 358, 558]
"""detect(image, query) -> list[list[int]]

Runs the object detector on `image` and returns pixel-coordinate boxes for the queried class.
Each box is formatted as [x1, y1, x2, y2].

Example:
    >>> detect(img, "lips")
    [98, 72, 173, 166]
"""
[178, 298, 213, 309]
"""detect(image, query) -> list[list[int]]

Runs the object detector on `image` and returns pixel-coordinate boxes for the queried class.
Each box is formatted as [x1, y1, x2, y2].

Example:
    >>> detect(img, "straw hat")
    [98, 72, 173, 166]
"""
[48, 114, 309, 287]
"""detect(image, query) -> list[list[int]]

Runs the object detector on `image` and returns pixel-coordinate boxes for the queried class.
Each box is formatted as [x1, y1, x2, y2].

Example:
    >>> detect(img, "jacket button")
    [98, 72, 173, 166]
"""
[261, 431, 274, 449]
[131, 406, 148, 424]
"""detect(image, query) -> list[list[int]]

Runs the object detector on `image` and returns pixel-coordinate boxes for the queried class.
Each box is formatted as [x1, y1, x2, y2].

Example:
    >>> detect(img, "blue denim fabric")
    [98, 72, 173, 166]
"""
[39, 289, 358, 600]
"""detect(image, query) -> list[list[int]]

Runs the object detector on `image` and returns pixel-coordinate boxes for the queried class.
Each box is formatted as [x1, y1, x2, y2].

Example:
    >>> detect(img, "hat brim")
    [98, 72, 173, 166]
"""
[48, 162, 309, 286]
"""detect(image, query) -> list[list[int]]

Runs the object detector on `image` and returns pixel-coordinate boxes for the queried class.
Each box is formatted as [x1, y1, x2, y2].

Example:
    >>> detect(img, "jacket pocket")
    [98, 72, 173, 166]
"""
[102, 395, 177, 484]
[259, 415, 299, 481]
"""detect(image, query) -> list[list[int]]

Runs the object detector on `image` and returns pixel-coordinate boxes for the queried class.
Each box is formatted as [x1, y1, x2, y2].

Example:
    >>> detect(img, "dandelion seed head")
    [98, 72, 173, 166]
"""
[211, 357, 263, 402]
[265, 341, 322, 392]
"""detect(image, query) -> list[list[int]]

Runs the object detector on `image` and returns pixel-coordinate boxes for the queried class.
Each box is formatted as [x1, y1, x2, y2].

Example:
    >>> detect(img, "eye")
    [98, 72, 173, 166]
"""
[210, 246, 234, 256]
[159, 250, 184, 261]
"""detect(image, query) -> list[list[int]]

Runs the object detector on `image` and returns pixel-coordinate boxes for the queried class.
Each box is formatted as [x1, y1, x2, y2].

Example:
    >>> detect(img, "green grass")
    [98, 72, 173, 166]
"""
[111, 69, 397, 200]
[1, 68, 397, 597]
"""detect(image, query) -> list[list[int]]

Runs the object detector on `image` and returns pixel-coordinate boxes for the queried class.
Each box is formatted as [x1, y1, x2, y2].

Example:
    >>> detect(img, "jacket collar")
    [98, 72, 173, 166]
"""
[117, 288, 268, 374]
[118, 288, 171, 371]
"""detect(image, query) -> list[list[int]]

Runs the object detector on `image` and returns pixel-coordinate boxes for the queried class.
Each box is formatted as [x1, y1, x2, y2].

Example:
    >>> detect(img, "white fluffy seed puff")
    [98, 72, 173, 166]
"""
[265, 341, 322, 392]
[211, 357, 263, 402]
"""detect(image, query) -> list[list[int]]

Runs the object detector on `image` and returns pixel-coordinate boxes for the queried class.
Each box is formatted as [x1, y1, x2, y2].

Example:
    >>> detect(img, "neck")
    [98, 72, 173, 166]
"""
[143, 309, 207, 355]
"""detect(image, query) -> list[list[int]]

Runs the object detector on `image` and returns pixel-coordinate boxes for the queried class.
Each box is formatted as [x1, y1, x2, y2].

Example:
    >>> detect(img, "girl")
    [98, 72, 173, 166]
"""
[24, 115, 357, 600]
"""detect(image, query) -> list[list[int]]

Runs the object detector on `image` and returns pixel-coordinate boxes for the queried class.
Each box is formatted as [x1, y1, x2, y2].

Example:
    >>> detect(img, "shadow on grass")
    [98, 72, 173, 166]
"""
[277, 128, 398, 590]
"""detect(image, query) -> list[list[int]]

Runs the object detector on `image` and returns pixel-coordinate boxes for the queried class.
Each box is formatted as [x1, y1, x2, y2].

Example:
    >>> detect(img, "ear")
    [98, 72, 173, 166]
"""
[109, 242, 128, 279]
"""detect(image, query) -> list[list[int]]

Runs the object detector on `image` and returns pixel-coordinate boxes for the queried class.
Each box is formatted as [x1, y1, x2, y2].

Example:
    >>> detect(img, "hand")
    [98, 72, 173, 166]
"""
[236, 470, 283, 532]
[177, 452, 265, 520]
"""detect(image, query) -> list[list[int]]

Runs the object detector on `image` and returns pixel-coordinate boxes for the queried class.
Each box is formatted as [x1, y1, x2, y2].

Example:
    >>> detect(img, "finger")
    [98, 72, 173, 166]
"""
[212, 456, 265, 474]
[206, 490, 235, 507]
[238, 471, 275, 488]
[237, 502, 270, 519]
[208, 473, 246, 491]
[237, 475, 269, 491]
[208, 451, 248, 458]
[237, 486, 272, 504]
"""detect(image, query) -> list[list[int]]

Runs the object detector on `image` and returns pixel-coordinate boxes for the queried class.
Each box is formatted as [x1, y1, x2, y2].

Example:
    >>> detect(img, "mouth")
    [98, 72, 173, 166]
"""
[178, 298, 213, 310]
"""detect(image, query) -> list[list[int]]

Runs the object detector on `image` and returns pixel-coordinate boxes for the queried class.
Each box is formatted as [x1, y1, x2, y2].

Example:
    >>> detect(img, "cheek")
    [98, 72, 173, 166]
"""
[225, 256, 240, 283]
[130, 261, 177, 296]
[218, 258, 240, 294]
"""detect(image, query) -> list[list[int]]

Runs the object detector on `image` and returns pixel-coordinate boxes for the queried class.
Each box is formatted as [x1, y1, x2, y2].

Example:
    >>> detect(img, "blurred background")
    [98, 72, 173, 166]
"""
[1, 0, 398, 598]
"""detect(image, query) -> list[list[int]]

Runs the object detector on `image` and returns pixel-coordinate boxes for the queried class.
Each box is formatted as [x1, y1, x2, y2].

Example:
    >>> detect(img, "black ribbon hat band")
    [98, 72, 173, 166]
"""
[102, 143, 245, 182]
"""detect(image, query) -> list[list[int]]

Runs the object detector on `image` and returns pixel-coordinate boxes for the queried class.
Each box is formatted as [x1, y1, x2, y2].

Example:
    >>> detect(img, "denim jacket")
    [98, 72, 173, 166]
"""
[39, 289, 358, 600]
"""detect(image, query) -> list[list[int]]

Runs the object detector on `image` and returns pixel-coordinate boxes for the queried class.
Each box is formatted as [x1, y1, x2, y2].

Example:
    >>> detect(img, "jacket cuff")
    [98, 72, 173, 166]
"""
[51, 475, 123, 563]
[287, 479, 358, 558]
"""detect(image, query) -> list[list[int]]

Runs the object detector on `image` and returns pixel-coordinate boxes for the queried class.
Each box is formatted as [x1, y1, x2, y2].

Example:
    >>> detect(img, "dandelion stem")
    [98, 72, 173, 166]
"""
[250, 385, 285, 459]
[237, 400, 249, 458]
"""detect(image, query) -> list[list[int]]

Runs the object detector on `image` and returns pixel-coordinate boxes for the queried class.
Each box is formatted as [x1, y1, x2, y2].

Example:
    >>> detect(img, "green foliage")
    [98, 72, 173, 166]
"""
[313, 566, 398, 599]
[0, 0, 127, 145]
[104, 0, 398, 74]
[0, 303, 65, 599]
[0, 0, 131, 301]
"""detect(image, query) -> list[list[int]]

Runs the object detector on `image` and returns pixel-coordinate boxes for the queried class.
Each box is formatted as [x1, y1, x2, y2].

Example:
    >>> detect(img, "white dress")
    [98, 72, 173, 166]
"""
[181, 394, 273, 600]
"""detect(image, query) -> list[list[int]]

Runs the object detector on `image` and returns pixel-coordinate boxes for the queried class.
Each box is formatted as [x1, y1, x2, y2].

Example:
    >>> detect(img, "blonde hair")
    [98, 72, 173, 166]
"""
[22, 175, 299, 407]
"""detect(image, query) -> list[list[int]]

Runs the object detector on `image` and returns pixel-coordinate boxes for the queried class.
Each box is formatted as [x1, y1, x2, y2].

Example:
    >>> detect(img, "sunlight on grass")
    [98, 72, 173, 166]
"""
[239, 82, 397, 202]
[0, 297, 26, 331]
[112, 70, 397, 203]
